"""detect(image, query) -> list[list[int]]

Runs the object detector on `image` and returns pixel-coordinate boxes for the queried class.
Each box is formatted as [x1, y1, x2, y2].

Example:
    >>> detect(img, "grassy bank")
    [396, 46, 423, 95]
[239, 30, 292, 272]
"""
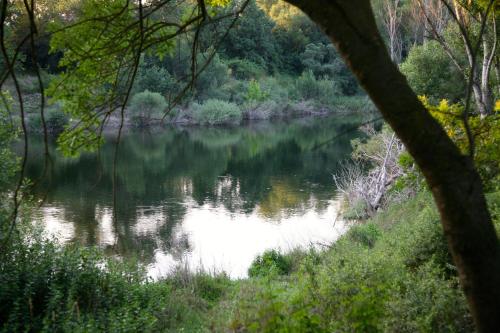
[3, 189, 497, 332]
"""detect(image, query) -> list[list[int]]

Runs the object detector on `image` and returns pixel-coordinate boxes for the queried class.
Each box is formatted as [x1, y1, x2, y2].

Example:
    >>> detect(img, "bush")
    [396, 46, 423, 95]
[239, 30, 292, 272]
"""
[191, 99, 242, 125]
[0, 228, 232, 332]
[0, 234, 167, 332]
[243, 100, 286, 120]
[29, 105, 69, 134]
[259, 76, 289, 104]
[400, 41, 464, 102]
[195, 54, 231, 101]
[219, 80, 248, 105]
[342, 199, 369, 220]
[129, 90, 167, 127]
[348, 222, 381, 248]
[134, 65, 175, 95]
[246, 79, 269, 102]
[248, 249, 292, 277]
[294, 70, 340, 107]
[227, 58, 266, 80]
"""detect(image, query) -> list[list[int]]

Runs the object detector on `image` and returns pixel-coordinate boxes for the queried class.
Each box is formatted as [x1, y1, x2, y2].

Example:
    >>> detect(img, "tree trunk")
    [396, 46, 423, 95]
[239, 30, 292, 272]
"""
[283, 0, 500, 331]
[481, 38, 495, 116]
[463, 34, 490, 116]
[495, 58, 500, 96]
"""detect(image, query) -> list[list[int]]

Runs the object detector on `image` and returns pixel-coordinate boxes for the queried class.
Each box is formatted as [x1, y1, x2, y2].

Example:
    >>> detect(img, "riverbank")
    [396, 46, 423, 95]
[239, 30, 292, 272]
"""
[3, 189, 498, 332]
[22, 93, 375, 134]
[3, 73, 375, 135]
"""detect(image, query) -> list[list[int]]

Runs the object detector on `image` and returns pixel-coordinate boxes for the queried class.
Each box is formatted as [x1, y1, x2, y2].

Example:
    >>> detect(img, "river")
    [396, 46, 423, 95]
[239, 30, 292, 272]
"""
[25, 115, 363, 278]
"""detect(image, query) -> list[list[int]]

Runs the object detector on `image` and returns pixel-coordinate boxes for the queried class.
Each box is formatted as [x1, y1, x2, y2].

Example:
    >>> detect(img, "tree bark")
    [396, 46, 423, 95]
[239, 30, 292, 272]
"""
[283, 0, 500, 331]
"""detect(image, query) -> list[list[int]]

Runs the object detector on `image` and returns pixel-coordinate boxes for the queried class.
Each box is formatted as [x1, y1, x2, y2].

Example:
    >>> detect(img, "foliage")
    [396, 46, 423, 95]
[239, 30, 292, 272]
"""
[248, 249, 293, 277]
[400, 41, 465, 102]
[301, 43, 338, 78]
[294, 70, 340, 107]
[220, 1, 281, 73]
[0, 93, 18, 236]
[348, 222, 382, 248]
[422, 97, 500, 186]
[29, 104, 68, 135]
[226, 58, 266, 80]
[300, 42, 359, 95]
[195, 54, 231, 101]
[191, 98, 242, 125]
[0, 226, 234, 332]
[45, 0, 208, 155]
[245, 79, 269, 102]
[1, 235, 157, 332]
[134, 64, 175, 96]
[129, 90, 167, 127]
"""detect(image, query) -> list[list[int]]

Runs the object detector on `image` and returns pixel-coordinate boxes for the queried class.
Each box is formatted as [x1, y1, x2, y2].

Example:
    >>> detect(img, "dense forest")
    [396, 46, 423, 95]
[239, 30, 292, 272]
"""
[1, 0, 499, 332]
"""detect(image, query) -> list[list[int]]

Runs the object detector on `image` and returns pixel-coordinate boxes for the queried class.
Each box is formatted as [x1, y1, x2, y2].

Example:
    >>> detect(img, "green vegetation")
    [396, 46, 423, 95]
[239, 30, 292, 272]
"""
[400, 41, 465, 102]
[248, 249, 293, 277]
[191, 99, 242, 125]
[29, 104, 68, 134]
[129, 90, 167, 127]
[1, 0, 372, 136]
[0, 227, 232, 332]
[1, 0, 500, 331]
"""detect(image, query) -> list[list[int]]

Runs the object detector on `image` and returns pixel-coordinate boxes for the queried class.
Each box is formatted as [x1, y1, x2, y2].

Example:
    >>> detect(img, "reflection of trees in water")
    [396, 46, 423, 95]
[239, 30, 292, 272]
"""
[25, 115, 362, 263]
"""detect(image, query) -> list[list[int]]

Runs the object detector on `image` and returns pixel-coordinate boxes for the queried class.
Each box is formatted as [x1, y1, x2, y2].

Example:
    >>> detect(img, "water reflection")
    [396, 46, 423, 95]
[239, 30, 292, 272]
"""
[26, 115, 362, 278]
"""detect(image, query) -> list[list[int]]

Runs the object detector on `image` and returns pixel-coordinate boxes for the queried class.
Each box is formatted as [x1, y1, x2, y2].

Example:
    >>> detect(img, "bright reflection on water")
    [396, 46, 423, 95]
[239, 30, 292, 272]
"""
[26, 116, 362, 278]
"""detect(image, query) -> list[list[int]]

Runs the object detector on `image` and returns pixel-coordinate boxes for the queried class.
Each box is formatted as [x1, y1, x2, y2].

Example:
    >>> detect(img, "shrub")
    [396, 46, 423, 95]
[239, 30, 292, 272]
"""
[348, 222, 381, 248]
[17, 75, 39, 94]
[0, 234, 166, 332]
[29, 105, 68, 134]
[259, 76, 289, 104]
[243, 100, 286, 120]
[129, 90, 167, 127]
[219, 80, 248, 105]
[195, 54, 231, 101]
[227, 58, 266, 80]
[248, 249, 292, 277]
[0, 101, 17, 207]
[46, 107, 69, 133]
[294, 70, 340, 107]
[191, 99, 242, 125]
[134, 65, 175, 95]
[342, 199, 369, 220]
[400, 41, 464, 102]
[246, 79, 269, 102]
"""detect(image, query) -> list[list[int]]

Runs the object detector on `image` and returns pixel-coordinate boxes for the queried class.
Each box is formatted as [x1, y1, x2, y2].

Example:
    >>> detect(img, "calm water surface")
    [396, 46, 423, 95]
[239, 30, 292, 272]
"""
[26, 115, 362, 278]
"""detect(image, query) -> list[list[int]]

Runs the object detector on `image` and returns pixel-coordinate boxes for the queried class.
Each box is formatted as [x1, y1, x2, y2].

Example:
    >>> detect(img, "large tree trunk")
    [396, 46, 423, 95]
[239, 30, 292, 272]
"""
[283, 0, 500, 331]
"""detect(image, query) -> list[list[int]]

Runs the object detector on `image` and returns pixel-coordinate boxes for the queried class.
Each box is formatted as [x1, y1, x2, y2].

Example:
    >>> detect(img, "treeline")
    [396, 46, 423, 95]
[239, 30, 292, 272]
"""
[2, 0, 373, 131]
[3, 0, 498, 118]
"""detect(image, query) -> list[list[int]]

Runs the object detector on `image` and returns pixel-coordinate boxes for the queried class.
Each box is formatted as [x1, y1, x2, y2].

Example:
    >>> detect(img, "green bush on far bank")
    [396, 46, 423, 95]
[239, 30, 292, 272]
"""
[129, 90, 167, 127]
[29, 105, 68, 134]
[191, 99, 242, 125]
